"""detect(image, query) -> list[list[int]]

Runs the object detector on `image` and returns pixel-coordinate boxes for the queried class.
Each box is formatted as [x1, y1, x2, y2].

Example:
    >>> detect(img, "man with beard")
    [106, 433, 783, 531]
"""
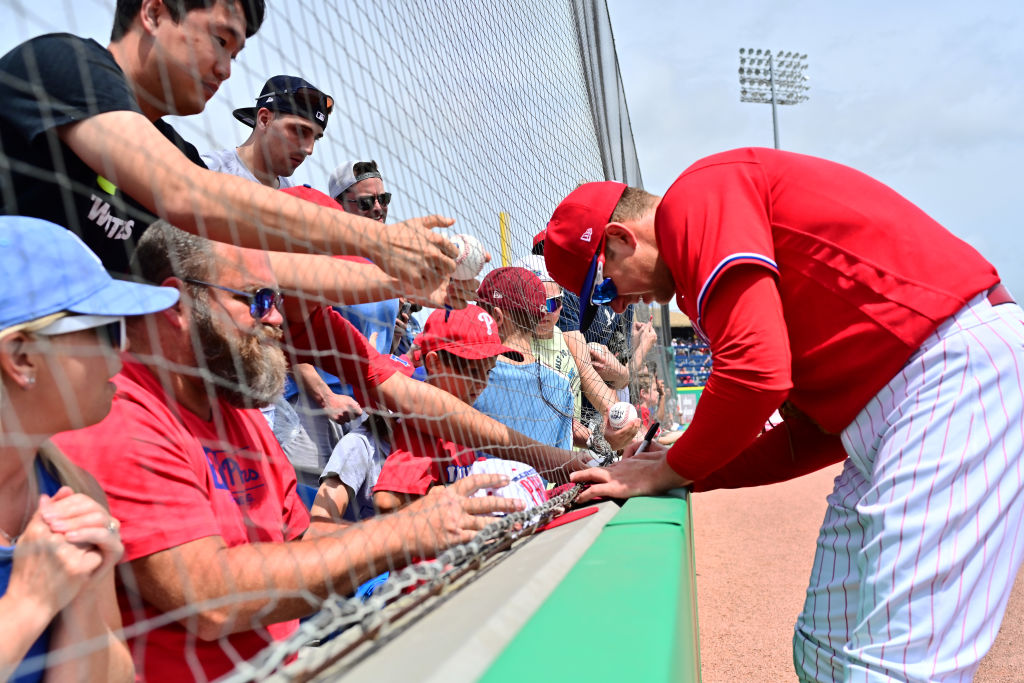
[51, 221, 525, 681]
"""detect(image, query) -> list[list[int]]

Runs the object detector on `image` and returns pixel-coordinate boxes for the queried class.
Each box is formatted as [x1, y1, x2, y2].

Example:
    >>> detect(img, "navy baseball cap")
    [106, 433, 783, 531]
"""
[0, 216, 179, 331]
[233, 75, 334, 131]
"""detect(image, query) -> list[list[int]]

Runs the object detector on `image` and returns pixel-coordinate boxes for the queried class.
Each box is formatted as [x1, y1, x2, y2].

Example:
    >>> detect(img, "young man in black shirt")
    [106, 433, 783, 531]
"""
[0, 0, 458, 298]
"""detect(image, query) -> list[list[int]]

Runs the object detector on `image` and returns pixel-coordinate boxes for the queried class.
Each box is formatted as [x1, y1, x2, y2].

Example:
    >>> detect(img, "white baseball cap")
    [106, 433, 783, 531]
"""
[327, 160, 382, 200]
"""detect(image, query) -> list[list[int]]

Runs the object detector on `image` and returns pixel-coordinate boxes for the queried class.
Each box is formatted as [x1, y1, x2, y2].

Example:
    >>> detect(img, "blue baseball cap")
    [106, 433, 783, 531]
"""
[0, 216, 180, 330]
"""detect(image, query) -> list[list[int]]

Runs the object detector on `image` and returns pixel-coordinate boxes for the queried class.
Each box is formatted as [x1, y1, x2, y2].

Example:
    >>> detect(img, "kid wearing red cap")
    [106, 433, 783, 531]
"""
[372, 305, 544, 512]
[543, 147, 1024, 682]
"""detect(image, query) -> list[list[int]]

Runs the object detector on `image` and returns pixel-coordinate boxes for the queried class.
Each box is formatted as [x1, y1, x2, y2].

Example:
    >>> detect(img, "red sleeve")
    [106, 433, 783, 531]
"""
[53, 387, 224, 562]
[665, 267, 792, 482]
[656, 153, 779, 329]
[284, 305, 407, 404]
[691, 411, 847, 491]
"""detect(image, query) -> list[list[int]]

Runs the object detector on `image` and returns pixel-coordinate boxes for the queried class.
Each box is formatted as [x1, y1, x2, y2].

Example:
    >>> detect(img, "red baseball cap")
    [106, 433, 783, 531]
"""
[417, 304, 523, 361]
[281, 184, 336, 208]
[532, 228, 547, 248]
[476, 267, 547, 319]
[543, 181, 626, 330]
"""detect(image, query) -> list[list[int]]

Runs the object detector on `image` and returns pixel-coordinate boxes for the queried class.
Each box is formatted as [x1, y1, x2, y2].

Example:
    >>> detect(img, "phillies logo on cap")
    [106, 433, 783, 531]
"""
[580, 228, 593, 243]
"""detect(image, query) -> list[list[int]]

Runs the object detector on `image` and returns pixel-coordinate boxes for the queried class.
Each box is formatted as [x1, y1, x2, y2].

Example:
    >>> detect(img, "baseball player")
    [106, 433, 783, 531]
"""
[547, 147, 1024, 682]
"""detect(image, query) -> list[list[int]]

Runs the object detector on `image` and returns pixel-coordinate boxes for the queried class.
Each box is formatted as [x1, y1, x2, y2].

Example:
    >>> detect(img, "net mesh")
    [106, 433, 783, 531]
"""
[0, 0, 683, 680]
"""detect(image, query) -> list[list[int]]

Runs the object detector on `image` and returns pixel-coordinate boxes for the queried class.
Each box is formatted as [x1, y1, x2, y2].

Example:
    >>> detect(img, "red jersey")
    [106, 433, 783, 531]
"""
[53, 360, 310, 682]
[658, 148, 998, 482]
[373, 425, 481, 496]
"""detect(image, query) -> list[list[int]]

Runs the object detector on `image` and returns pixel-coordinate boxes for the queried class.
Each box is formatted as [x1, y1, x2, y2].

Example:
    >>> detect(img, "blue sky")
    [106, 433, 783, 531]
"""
[606, 0, 1024, 297]
[3, 0, 1022, 300]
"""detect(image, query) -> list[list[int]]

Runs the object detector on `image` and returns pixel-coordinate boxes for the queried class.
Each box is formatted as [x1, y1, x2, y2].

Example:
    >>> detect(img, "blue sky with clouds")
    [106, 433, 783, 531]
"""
[606, 0, 1024, 297]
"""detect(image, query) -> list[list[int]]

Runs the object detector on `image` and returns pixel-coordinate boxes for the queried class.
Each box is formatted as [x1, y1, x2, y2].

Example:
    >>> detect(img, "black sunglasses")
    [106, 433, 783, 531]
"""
[343, 192, 392, 212]
[184, 279, 284, 319]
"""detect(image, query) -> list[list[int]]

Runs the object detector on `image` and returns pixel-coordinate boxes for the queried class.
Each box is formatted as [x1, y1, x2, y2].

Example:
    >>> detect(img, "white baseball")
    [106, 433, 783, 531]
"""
[608, 401, 638, 430]
[449, 233, 487, 280]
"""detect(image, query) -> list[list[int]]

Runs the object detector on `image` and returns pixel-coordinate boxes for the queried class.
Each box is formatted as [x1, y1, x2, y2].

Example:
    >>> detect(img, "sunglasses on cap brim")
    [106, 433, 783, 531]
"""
[589, 256, 619, 305]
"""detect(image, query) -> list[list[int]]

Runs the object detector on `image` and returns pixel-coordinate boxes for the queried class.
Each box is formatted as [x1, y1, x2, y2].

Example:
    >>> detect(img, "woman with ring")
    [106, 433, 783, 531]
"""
[0, 216, 178, 682]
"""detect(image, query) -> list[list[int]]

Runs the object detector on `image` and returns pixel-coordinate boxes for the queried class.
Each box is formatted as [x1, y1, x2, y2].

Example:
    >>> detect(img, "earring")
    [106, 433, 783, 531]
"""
[24, 376, 35, 387]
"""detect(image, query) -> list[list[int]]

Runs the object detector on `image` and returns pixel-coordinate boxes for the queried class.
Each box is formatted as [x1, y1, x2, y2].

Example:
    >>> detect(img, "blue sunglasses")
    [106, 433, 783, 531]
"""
[185, 278, 284, 319]
[544, 296, 563, 313]
[589, 258, 619, 305]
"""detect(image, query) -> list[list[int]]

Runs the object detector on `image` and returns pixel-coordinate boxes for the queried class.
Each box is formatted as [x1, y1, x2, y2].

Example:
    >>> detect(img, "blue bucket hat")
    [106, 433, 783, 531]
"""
[0, 216, 179, 331]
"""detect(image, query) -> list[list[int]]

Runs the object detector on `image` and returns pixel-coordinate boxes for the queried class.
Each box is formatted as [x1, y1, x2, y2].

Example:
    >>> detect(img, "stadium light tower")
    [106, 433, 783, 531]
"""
[738, 48, 809, 149]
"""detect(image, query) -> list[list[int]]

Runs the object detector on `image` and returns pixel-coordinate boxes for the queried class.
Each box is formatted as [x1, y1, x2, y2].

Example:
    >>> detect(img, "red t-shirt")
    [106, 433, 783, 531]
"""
[373, 425, 481, 496]
[659, 148, 999, 482]
[52, 360, 310, 682]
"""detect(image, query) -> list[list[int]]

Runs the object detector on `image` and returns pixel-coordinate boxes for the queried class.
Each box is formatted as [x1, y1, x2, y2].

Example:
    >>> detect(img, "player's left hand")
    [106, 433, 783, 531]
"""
[571, 455, 690, 503]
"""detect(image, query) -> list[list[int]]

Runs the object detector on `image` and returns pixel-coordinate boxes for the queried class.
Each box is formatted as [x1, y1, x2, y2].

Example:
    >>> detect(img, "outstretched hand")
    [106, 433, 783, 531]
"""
[402, 248, 492, 310]
[374, 215, 458, 291]
[399, 474, 525, 556]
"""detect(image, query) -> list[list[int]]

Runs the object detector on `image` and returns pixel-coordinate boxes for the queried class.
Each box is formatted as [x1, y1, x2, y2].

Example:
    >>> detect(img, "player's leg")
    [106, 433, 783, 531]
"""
[811, 294, 1024, 682]
[793, 459, 871, 683]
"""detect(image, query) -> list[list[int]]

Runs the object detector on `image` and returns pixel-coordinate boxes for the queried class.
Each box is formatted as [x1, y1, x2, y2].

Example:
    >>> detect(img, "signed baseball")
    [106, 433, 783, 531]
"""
[608, 401, 638, 430]
[450, 233, 487, 280]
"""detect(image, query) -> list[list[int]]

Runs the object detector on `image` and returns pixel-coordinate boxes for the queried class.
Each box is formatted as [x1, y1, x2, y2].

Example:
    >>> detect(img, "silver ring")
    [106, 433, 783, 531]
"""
[106, 520, 119, 535]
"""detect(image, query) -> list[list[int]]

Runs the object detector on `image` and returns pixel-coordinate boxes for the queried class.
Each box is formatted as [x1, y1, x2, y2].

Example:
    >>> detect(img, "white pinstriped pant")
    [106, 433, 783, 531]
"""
[794, 292, 1024, 682]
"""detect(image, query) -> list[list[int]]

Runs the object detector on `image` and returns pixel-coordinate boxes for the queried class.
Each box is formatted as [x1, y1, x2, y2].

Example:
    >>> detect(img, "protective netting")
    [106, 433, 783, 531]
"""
[0, 1, 681, 680]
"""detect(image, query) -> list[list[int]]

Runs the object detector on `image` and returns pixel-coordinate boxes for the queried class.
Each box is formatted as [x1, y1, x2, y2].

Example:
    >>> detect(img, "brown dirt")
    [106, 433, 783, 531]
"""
[692, 463, 1024, 682]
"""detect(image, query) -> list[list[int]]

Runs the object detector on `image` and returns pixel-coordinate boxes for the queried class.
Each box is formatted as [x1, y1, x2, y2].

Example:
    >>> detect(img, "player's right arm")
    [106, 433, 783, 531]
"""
[573, 266, 792, 500]
[127, 474, 522, 641]
[57, 111, 457, 290]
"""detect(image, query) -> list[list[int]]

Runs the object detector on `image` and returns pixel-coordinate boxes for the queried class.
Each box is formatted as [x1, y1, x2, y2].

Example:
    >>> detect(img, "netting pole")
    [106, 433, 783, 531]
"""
[498, 211, 511, 266]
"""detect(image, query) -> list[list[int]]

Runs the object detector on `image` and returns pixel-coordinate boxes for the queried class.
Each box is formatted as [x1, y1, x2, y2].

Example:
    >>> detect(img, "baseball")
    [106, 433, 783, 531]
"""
[608, 401, 638, 430]
[449, 233, 487, 280]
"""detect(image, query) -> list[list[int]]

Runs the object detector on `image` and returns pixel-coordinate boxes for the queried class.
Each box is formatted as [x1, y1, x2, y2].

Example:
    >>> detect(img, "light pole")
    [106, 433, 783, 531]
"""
[738, 48, 809, 149]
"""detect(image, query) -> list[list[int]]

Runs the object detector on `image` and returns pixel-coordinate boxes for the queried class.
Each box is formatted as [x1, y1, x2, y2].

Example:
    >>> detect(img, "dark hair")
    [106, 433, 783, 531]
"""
[351, 160, 380, 177]
[111, 0, 266, 41]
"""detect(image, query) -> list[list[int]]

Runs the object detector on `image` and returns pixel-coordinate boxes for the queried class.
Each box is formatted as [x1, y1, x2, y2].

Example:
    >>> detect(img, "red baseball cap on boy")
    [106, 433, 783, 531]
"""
[543, 181, 627, 330]
[476, 267, 548, 318]
[417, 304, 523, 361]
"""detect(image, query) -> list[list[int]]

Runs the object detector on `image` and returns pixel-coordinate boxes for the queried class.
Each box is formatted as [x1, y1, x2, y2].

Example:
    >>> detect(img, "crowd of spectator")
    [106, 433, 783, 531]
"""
[0, 1, 669, 679]
[672, 338, 713, 387]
